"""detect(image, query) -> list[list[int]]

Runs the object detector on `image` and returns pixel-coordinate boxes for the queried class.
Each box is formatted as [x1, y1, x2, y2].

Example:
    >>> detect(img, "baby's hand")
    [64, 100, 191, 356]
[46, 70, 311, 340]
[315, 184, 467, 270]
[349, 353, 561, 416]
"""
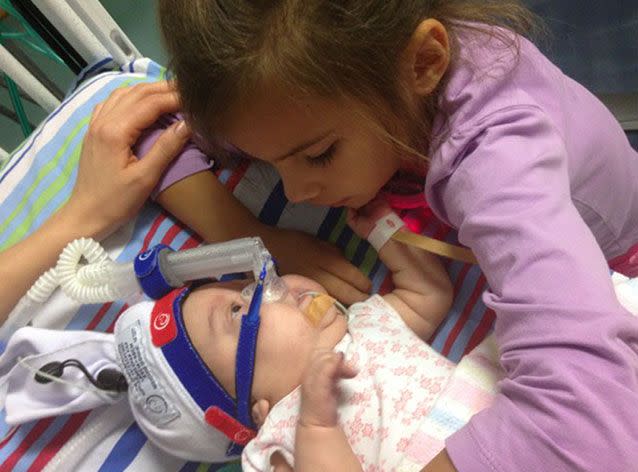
[347, 196, 395, 239]
[298, 350, 357, 429]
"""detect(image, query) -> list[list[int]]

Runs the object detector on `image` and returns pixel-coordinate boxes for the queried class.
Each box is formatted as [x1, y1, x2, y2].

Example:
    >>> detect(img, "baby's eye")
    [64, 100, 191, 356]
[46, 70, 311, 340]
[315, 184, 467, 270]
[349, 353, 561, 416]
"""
[231, 303, 243, 320]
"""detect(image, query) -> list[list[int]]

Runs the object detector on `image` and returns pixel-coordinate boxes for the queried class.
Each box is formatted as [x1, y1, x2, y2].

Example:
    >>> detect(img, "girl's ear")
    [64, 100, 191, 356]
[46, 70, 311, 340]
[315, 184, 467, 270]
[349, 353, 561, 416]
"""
[402, 19, 450, 96]
[251, 399, 271, 428]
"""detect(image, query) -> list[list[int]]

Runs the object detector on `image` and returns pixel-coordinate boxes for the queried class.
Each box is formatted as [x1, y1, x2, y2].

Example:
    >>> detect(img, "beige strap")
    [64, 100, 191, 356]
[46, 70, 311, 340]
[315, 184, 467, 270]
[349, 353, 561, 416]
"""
[391, 230, 478, 265]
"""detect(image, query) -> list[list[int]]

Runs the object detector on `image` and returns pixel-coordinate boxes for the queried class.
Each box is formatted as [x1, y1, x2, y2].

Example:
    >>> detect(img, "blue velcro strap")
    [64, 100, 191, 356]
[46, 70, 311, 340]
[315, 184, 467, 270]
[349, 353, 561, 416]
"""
[235, 314, 260, 428]
[134, 244, 174, 300]
[162, 289, 236, 419]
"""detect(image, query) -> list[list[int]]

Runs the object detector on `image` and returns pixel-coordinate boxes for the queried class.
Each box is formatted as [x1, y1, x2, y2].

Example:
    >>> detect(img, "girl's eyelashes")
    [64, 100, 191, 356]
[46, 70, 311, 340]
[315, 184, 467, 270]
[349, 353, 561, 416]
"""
[306, 142, 337, 168]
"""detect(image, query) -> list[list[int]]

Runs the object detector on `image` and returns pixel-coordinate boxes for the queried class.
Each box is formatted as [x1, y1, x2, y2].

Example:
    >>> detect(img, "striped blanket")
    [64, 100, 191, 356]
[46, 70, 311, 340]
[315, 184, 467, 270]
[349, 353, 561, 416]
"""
[0, 59, 494, 471]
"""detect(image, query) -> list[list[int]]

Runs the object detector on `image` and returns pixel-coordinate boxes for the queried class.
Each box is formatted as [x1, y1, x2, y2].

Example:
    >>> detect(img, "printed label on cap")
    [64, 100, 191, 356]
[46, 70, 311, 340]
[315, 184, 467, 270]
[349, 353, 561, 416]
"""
[117, 320, 180, 425]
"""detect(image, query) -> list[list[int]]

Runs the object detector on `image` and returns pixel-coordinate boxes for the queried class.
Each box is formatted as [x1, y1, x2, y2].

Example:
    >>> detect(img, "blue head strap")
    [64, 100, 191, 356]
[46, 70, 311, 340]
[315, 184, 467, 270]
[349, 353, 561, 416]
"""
[157, 272, 265, 452]
[234, 266, 266, 428]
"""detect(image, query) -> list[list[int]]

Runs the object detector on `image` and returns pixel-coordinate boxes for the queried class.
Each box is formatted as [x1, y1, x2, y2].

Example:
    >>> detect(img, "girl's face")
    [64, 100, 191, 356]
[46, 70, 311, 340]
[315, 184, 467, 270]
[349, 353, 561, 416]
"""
[182, 275, 347, 404]
[217, 88, 403, 209]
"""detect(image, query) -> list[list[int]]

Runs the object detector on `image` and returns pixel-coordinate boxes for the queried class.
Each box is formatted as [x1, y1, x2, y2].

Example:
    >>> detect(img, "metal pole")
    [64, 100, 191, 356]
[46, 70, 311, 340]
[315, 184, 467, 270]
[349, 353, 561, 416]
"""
[0, 42, 59, 111]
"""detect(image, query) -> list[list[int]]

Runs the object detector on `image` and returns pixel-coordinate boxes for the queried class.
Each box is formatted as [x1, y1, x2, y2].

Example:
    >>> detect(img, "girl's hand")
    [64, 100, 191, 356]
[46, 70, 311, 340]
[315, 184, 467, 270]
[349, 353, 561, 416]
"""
[65, 81, 192, 239]
[262, 227, 371, 305]
[298, 350, 357, 429]
[346, 196, 394, 239]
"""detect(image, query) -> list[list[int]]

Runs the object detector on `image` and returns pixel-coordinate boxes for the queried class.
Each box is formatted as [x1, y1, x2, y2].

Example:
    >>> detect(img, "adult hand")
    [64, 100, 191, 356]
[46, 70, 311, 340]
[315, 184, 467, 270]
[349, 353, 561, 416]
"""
[261, 227, 371, 305]
[66, 81, 192, 239]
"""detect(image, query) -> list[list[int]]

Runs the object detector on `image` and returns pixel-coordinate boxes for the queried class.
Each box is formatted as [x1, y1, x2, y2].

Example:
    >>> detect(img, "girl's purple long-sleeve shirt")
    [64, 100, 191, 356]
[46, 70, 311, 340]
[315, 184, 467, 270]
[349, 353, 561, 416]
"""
[426, 28, 638, 471]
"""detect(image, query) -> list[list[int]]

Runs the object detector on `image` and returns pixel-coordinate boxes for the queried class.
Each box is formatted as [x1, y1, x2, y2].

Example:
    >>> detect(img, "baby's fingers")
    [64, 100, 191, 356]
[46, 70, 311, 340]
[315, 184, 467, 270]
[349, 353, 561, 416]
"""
[335, 355, 358, 380]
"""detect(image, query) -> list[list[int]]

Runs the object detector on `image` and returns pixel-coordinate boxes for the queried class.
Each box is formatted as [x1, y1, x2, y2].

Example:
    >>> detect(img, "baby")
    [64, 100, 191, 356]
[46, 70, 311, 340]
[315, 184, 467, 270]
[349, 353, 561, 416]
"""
[0, 204, 497, 471]
[135, 200, 460, 470]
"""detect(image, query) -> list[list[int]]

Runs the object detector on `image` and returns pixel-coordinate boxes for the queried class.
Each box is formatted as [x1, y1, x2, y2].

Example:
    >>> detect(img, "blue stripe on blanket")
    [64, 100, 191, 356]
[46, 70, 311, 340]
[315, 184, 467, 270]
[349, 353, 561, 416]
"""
[98, 422, 147, 472]
[258, 179, 287, 225]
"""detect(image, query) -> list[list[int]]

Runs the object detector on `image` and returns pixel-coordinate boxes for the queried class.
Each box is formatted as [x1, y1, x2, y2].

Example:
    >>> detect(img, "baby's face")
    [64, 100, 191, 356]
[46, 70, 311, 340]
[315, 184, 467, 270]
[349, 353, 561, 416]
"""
[182, 274, 347, 403]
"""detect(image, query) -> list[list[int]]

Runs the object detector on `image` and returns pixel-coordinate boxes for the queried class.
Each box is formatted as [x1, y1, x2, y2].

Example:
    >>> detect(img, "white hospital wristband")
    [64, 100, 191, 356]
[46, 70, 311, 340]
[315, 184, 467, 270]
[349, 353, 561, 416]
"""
[367, 212, 405, 252]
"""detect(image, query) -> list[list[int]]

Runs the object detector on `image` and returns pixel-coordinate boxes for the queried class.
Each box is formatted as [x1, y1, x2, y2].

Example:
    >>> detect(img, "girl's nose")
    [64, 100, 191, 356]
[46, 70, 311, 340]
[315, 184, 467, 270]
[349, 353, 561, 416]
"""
[282, 177, 321, 204]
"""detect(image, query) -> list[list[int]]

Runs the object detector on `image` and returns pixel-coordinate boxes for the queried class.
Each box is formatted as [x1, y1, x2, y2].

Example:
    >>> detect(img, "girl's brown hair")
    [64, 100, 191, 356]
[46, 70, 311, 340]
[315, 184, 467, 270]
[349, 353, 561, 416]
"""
[157, 0, 540, 158]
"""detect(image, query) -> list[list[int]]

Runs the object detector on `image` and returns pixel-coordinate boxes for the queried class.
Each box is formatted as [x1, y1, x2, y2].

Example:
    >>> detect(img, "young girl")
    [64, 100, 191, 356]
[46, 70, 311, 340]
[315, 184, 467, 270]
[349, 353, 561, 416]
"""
[134, 1, 638, 470]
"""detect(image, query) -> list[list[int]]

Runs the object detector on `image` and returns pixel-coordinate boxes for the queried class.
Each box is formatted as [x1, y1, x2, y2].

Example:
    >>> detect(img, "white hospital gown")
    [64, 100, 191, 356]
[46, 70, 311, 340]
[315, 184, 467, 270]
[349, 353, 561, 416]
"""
[242, 295, 460, 471]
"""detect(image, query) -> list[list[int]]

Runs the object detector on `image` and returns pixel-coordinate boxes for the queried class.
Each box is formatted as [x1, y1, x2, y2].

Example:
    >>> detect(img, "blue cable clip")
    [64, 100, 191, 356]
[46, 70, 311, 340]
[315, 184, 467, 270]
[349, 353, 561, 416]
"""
[134, 244, 175, 299]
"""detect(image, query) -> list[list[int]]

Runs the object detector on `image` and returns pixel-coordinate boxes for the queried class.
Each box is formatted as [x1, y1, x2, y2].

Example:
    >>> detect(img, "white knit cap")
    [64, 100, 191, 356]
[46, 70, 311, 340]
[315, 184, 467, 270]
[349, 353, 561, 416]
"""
[113, 288, 256, 462]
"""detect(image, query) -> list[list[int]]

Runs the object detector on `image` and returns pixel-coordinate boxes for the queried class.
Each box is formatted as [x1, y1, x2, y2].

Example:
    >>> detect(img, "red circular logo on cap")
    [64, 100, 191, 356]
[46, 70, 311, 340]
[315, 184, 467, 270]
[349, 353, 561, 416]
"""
[153, 312, 171, 331]
[150, 292, 180, 347]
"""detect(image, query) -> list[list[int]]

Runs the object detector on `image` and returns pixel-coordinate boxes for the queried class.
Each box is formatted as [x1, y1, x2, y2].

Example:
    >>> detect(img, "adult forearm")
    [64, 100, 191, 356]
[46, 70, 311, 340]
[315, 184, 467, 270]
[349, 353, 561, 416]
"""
[0, 203, 106, 323]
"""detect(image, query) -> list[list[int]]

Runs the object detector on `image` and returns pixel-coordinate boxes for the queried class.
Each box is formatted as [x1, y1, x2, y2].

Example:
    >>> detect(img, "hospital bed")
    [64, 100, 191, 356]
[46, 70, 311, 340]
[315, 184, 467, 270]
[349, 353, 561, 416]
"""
[0, 2, 636, 470]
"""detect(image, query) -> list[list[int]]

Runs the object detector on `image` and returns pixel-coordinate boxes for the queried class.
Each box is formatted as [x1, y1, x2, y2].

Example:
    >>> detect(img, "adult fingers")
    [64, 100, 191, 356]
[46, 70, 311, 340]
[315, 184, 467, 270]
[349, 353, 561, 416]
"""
[108, 81, 177, 115]
[132, 120, 192, 182]
[91, 91, 182, 150]
[99, 81, 174, 116]
[89, 102, 105, 126]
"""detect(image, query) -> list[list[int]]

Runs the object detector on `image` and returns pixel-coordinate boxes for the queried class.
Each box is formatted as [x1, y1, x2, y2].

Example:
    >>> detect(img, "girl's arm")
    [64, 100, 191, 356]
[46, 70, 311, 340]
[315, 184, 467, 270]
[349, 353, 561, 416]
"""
[0, 83, 191, 322]
[432, 107, 638, 471]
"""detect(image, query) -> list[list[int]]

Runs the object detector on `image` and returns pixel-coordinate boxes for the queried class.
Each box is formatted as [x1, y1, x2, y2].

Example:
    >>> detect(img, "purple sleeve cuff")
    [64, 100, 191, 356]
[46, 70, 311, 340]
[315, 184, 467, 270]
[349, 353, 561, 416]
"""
[133, 114, 213, 199]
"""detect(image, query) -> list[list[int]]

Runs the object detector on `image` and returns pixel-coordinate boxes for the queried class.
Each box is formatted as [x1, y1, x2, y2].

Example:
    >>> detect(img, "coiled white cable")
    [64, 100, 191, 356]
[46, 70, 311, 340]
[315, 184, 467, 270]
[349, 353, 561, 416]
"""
[56, 238, 118, 303]
[0, 239, 120, 343]
[27, 238, 115, 304]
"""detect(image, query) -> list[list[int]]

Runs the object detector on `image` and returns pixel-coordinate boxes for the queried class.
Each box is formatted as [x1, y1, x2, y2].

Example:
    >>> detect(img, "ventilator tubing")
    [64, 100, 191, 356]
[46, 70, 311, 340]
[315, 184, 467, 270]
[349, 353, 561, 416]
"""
[0, 237, 285, 343]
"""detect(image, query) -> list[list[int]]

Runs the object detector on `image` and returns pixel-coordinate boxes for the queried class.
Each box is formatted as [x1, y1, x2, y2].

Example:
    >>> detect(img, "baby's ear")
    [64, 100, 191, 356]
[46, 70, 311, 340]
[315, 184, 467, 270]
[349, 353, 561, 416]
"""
[251, 399, 271, 428]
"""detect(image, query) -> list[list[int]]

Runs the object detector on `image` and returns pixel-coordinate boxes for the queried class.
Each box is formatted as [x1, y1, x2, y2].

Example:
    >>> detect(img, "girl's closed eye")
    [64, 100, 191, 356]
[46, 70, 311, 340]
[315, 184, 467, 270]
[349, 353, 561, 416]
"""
[306, 142, 337, 168]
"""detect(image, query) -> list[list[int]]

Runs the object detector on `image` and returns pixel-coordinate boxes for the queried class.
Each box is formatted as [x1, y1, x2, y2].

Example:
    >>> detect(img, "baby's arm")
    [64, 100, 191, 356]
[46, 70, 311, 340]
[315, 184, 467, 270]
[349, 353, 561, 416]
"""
[292, 350, 361, 472]
[348, 200, 453, 339]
